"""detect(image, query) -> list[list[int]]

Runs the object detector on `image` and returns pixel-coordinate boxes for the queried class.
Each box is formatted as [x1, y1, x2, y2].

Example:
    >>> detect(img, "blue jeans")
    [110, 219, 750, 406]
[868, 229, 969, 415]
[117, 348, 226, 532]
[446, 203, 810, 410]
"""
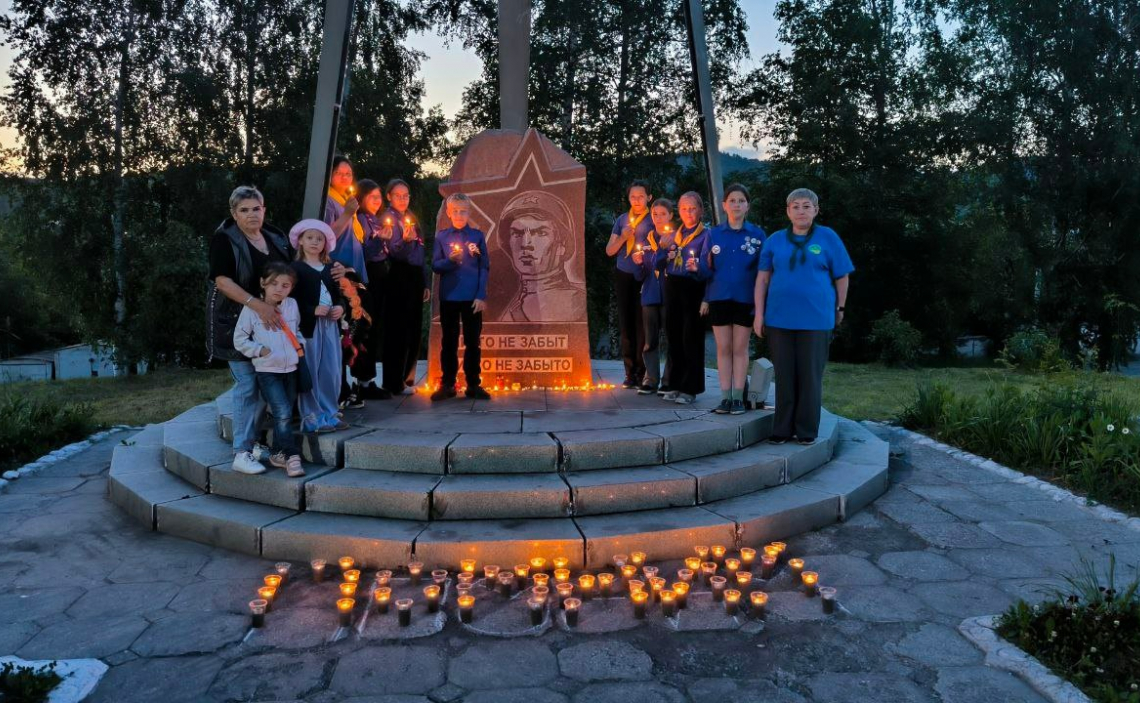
[256, 371, 299, 456]
[228, 360, 265, 453]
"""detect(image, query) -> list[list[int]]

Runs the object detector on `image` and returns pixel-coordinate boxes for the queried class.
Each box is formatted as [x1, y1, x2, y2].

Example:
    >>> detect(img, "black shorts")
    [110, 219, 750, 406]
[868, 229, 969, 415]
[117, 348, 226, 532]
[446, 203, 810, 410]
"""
[708, 300, 754, 328]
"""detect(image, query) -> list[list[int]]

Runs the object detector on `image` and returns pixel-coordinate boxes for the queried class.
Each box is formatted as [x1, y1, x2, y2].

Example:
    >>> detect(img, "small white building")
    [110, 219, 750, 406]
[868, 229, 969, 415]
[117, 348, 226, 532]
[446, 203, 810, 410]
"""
[0, 344, 147, 384]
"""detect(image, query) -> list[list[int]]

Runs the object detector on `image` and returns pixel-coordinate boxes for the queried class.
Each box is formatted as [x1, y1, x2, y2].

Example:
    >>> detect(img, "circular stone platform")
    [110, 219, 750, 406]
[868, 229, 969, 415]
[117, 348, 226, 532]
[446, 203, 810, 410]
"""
[107, 361, 891, 570]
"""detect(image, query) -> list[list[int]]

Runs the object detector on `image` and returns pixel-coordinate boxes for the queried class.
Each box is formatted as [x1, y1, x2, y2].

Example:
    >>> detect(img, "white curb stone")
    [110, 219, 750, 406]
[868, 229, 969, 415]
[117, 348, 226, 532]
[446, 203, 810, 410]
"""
[0, 425, 140, 493]
[0, 656, 109, 703]
[958, 616, 1090, 703]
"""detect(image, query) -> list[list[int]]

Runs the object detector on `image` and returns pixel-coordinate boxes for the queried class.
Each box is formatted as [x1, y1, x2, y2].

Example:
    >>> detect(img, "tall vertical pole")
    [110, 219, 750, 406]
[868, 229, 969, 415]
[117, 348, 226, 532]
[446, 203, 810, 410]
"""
[683, 0, 724, 224]
[302, 0, 356, 220]
[498, 0, 531, 131]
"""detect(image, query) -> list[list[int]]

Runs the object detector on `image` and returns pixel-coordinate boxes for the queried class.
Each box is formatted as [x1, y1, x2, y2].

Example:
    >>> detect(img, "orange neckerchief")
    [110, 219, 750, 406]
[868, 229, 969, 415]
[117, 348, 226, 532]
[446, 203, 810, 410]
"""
[624, 209, 650, 255]
[327, 187, 366, 243]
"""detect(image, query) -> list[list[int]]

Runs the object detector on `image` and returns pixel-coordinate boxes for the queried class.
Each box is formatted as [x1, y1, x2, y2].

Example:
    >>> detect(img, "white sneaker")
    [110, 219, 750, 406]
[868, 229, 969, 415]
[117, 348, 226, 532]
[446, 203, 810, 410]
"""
[232, 451, 266, 475]
[401, 386, 415, 396]
[250, 443, 270, 462]
[674, 393, 695, 405]
[662, 390, 680, 401]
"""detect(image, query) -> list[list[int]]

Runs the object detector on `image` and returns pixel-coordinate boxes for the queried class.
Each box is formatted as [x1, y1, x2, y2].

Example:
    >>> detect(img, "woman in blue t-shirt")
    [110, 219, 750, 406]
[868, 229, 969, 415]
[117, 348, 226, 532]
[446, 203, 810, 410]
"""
[754, 188, 853, 444]
[606, 180, 655, 389]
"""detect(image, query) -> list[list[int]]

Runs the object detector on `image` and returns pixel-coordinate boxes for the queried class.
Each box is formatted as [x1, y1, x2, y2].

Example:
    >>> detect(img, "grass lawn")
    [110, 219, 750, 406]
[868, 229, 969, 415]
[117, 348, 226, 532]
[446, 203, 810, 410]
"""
[1, 366, 233, 427]
[824, 362, 1140, 421]
[5, 361, 1140, 428]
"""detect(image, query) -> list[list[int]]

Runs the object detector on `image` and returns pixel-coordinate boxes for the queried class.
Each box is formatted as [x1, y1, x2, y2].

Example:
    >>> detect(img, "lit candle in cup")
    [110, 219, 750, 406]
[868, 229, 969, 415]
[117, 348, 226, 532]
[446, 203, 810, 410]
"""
[553, 557, 570, 572]
[725, 557, 741, 574]
[627, 579, 645, 596]
[642, 566, 659, 580]
[460, 559, 477, 575]
[458, 594, 475, 623]
[554, 568, 571, 585]
[432, 569, 448, 585]
[533, 573, 550, 589]
[678, 568, 694, 584]
[336, 597, 355, 627]
[497, 571, 514, 598]
[631, 590, 649, 619]
[772, 542, 787, 561]
[694, 545, 710, 560]
[458, 572, 475, 587]
[764, 544, 780, 563]
[802, 571, 819, 597]
[374, 586, 391, 614]
[274, 562, 291, 584]
[750, 591, 768, 619]
[263, 574, 282, 589]
[408, 562, 423, 586]
[564, 597, 582, 627]
[532, 585, 549, 603]
[613, 554, 629, 570]
[710, 575, 728, 601]
[343, 569, 360, 584]
[735, 571, 753, 594]
[456, 583, 473, 598]
[740, 548, 756, 569]
[249, 599, 267, 628]
[396, 598, 413, 627]
[648, 577, 666, 602]
[598, 572, 614, 597]
[684, 557, 702, 572]
[258, 586, 277, 611]
[788, 558, 805, 578]
[530, 557, 547, 574]
[620, 564, 637, 586]
[672, 581, 690, 609]
[820, 586, 837, 614]
[338, 556, 355, 574]
[339, 582, 357, 597]
[556, 582, 574, 608]
[660, 589, 677, 617]
[630, 551, 646, 567]
[311, 559, 326, 583]
[724, 589, 741, 616]
[701, 561, 718, 585]
[761, 555, 777, 580]
[423, 585, 441, 613]
[578, 574, 596, 601]
[514, 564, 530, 590]
[484, 565, 500, 589]
[375, 569, 392, 587]
[711, 545, 727, 565]
[528, 597, 545, 626]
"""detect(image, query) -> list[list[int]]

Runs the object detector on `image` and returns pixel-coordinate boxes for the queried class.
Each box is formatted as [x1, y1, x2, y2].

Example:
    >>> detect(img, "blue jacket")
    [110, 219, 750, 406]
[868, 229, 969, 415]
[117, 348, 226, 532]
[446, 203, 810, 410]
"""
[432, 225, 490, 302]
[653, 223, 710, 282]
[700, 221, 767, 304]
[611, 211, 656, 275]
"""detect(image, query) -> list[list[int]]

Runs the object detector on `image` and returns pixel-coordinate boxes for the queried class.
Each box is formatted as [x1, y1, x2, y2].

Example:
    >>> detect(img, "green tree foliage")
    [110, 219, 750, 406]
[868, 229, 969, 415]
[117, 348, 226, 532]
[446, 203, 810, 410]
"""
[0, 0, 446, 365]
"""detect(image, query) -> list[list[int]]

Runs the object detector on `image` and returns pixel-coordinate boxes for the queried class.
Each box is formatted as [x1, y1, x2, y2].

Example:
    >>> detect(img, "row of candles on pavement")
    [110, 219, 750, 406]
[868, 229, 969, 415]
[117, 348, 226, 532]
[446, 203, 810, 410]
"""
[246, 543, 840, 629]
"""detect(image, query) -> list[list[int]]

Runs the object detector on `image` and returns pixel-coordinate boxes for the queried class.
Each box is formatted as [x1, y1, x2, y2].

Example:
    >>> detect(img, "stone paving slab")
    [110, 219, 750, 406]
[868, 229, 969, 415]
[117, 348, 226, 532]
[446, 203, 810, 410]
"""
[156, 494, 296, 556]
[447, 640, 558, 689]
[413, 517, 585, 570]
[374, 411, 524, 433]
[575, 505, 735, 568]
[304, 468, 440, 520]
[566, 465, 695, 515]
[343, 430, 457, 474]
[432, 473, 572, 519]
[555, 427, 664, 471]
[448, 433, 559, 474]
[260, 511, 425, 568]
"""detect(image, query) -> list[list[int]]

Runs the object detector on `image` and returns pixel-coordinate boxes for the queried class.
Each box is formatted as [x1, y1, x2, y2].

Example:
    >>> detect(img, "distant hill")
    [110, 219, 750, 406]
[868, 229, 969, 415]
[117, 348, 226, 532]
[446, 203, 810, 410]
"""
[676, 151, 768, 177]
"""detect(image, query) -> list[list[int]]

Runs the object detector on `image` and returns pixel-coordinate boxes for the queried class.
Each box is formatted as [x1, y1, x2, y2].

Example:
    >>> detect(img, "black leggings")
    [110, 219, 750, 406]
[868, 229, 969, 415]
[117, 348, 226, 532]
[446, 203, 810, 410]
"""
[382, 261, 424, 393]
[663, 275, 706, 396]
[613, 269, 644, 383]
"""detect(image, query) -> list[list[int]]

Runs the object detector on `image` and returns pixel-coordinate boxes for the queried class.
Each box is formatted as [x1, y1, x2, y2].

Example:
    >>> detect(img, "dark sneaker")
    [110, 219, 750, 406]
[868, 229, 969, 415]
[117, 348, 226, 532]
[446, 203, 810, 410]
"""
[657, 386, 673, 397]
[344, 388, 365, 409]
[431, 386, 457, 402]
[713, 399, 732, 414]
[768, 436, 789, 445]
[797, 437, 816, 445]
[637, 383, 658, 395]
[360, 383, 392, 400]
[730, 400, 746, 415]
[466, 386, 492, 400]
[621, 379, 637, 389]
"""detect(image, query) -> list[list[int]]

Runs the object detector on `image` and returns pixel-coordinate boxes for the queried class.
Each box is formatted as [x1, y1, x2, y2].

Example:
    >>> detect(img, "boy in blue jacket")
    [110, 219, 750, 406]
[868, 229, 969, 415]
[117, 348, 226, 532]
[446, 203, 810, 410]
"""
[431, 193, 491, 401]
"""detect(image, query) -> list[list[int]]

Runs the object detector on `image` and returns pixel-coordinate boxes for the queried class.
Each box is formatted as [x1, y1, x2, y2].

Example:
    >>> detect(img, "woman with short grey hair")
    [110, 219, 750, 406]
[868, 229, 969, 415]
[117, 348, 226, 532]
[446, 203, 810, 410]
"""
[207, 185, 293, 475]
[753, 188, 853, 444]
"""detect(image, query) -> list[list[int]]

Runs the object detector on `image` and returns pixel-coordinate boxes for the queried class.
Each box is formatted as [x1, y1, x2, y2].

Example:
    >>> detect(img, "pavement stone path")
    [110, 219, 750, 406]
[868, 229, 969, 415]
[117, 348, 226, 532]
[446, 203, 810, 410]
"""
[1, 427, 1138, 702]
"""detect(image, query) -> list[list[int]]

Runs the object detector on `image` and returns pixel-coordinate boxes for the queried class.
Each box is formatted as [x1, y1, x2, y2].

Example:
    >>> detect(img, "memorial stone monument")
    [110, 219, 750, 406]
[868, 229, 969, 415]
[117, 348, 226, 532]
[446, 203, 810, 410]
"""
[426, 129, 593, 389]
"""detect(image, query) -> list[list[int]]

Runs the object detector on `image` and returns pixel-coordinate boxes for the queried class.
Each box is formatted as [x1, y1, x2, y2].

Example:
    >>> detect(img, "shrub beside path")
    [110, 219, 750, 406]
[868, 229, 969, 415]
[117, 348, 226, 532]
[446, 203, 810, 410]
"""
[1, 427, 1137, 702]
